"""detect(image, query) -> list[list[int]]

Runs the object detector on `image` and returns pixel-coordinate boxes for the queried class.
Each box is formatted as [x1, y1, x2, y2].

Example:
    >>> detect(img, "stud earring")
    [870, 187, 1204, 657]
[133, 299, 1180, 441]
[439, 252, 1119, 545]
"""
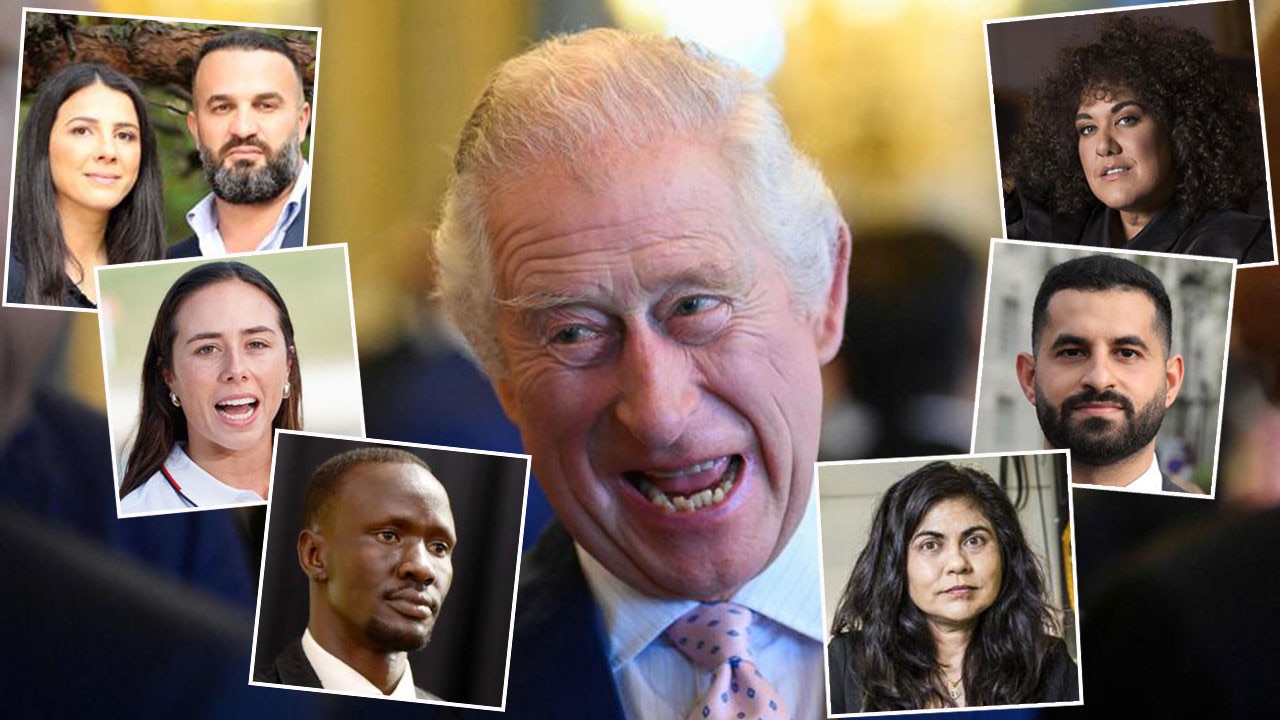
[169, 391, 181, 407]
[283, 382, 291, 399]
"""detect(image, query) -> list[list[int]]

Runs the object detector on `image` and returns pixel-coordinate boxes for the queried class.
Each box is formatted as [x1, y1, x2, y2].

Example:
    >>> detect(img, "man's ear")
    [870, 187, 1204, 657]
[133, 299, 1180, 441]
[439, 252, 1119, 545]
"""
[1015, 352, 1038, 406]
[812, 219, 851, 365]
[298, 528, 327, 583]
[186, 110, 199, 144]
[297, 101, 312, 143]
[1164, 354, 1185, 408]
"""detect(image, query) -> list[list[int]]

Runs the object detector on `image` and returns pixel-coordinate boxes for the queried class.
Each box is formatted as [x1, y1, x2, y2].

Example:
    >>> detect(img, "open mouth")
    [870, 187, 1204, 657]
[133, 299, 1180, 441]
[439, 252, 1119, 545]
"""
[624, 455, 742, 513]
[1101, 166, 1130, 178]
[215, 396, 259, 421]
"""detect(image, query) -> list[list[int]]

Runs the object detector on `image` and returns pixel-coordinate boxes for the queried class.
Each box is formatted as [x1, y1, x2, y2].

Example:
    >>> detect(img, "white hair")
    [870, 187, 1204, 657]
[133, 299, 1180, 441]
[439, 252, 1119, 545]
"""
[434, 28, 844, 377]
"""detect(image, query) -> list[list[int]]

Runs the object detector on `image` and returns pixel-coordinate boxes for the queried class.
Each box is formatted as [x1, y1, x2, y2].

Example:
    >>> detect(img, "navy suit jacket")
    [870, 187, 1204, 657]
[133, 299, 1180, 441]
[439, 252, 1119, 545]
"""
[167, 191, 308, 259]
[505, 522, 626, 719]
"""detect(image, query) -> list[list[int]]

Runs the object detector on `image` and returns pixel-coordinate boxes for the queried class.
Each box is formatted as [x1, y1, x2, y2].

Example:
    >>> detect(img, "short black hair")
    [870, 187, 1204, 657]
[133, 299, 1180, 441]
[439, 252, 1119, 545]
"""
[1031, 254, 1172, 355]
[301, 448, 434, 532]
[194, 30, 305, 90]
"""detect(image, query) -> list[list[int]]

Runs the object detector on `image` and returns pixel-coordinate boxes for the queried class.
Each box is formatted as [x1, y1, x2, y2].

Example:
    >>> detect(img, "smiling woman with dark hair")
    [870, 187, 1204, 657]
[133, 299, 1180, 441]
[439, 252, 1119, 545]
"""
[6, 63, 166, 307]
[1006, 16, 1271, 263]
[827, 461, 1077, 712]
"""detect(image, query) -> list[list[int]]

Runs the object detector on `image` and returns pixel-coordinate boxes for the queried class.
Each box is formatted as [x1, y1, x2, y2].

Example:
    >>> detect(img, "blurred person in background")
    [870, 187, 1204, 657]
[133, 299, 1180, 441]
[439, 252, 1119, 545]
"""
[1006, 16, 1271, 263]
[6, 62, 165, 308]
[823, 228, 980, 461]
[118, 261, 303, 513]
[829, 461, 1077, 712]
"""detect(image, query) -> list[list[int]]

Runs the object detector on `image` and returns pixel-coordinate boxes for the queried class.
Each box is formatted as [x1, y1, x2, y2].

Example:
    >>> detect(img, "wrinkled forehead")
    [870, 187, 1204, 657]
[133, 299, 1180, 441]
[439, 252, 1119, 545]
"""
[485, 140, 763, 302]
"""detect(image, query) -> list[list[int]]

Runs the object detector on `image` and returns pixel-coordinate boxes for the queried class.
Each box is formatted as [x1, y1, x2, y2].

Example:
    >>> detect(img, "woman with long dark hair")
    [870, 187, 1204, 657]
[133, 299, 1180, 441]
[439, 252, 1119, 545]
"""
[119, 261, 303, 513]
[828, 461, 1077, 711]
[6, 63, 166, 307]
[1006, 16, 1271, 263]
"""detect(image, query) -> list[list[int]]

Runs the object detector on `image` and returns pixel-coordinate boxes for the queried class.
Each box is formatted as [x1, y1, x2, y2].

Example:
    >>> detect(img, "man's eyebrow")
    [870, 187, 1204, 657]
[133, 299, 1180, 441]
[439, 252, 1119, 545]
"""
[499, 266, 750, 314]
[1112, 335, 1149, 350]
[1048, 333, 1087, 350]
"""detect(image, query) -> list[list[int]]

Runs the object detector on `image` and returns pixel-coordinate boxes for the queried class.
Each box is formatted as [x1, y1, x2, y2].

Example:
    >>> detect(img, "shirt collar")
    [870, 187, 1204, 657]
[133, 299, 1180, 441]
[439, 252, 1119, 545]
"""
[301, 628, 417, 699]
[1126, 452, 1163, 494]
[577, 487, 823, 671]
[165, 444, 265, 508]
[185, 160, 311, 256]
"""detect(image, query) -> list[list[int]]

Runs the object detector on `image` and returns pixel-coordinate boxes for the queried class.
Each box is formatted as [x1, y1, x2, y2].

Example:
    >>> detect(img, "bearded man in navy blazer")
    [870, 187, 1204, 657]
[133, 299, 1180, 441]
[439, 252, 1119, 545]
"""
[433, 28, 850, 718]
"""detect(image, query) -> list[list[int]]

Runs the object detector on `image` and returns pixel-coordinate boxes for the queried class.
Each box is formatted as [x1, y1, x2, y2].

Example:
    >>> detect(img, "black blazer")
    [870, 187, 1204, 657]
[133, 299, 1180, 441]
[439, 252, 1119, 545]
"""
[167, 191, 308, 259]
[254, 636, 441, 702]
[827, 631, 1078, 713]
[1006, 188, 1272, 264]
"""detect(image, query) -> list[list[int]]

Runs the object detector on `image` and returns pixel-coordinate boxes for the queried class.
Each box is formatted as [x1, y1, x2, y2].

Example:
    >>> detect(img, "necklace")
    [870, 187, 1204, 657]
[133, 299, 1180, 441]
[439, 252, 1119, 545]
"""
[947, 675, 963, 700]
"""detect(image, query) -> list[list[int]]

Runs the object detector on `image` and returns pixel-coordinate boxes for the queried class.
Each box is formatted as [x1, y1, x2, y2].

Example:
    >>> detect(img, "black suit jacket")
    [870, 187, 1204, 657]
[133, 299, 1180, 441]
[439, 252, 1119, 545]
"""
[255, 637, 441, 702]
[167, 190, 308, 258]
[505, 522, 626, 719]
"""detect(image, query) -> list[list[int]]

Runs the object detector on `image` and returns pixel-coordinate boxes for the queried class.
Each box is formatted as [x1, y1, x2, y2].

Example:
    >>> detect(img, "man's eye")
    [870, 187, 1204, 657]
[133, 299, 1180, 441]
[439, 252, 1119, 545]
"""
[665, 295, 731, 345]
[1117, 348, 1140, 359]
[1058, 348, 1084, 359]
[550, 325, 598, 345]
[377, 530, 399, 543]
[672, 295, 720, 316]
[429, 541, 452, 557]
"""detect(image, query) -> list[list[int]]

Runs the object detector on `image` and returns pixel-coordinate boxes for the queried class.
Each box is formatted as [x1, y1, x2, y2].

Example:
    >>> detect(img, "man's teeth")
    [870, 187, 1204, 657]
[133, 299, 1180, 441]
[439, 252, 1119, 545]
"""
[647, 458, 719, 479]
[635, 465, 737, 513]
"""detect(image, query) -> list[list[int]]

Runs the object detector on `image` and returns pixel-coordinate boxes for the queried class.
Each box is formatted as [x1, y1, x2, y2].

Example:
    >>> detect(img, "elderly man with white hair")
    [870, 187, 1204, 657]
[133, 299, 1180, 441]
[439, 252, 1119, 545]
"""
[434, 28, 849, 718]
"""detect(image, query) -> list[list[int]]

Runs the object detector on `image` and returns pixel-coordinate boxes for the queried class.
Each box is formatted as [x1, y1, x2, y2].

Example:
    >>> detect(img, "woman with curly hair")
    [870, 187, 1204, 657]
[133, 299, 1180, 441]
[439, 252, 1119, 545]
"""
[827, 461, 1077, 712]
[1006, 16, 1271, 263]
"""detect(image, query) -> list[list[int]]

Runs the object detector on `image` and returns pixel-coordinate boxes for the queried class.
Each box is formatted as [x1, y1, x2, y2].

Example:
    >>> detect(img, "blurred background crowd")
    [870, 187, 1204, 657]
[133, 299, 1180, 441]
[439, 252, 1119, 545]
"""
[3, 0, 1280, 716]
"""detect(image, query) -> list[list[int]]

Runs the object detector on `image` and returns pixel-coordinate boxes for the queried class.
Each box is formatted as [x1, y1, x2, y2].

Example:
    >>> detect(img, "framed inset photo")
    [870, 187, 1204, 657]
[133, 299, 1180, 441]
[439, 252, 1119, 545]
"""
[818, 451, 1083, 716]
[986, 0, 1275, 267]
[250, 431, 530, 711]
[100, 244, 363, 517]
[4, 8, 321, 312]
[972, 239, 1233, 498]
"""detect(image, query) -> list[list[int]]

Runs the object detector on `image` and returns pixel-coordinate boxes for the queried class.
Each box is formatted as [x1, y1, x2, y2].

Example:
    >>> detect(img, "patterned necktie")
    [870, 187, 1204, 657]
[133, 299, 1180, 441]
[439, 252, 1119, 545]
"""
[665, 602, 791, 720]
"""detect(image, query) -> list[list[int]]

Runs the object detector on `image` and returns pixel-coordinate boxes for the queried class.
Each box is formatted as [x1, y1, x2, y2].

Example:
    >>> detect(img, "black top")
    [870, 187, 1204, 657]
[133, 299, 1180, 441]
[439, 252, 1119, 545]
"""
[1006, 189, 1273, 264]
[827, 631, 1079, 713]
[5, 255, 96, 308]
